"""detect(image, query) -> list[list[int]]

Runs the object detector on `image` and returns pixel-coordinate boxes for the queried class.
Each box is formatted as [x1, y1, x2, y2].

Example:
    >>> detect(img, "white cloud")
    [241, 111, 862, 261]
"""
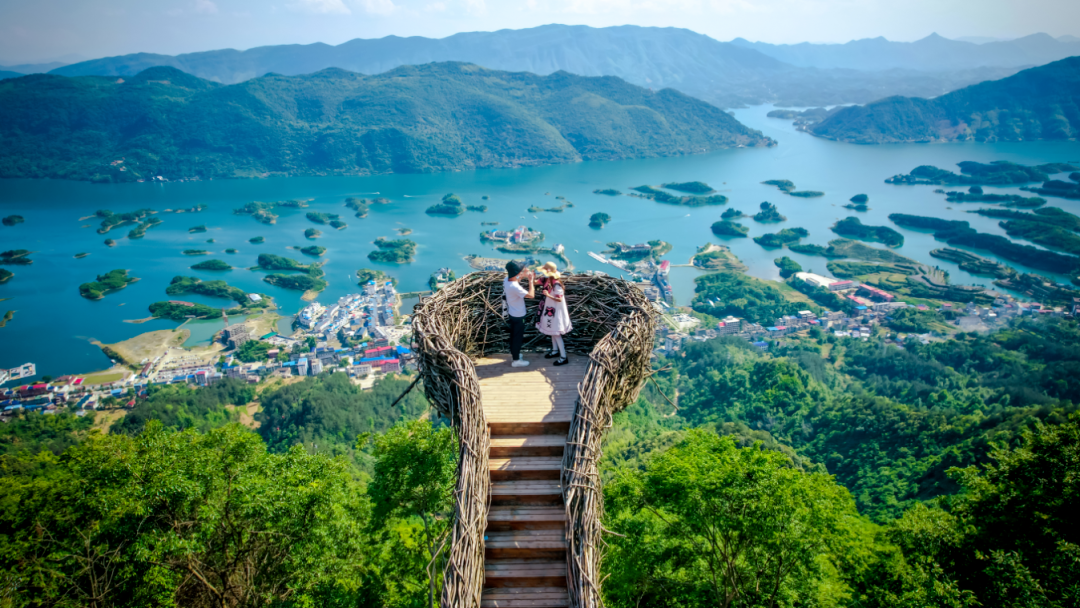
[194, 0, 220, 14]
[361, 0, 397, 15]
[291, 0, 353, 14]
[463, 0, 486, 14]
[425, 2, 448, 12]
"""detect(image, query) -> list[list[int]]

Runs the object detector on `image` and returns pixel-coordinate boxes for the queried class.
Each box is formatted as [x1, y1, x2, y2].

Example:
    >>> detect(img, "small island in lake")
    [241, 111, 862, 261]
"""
[467, 205, 487, 212]
[661, 181, 714, 194]
[0, 310, 12, 327]
[257, 253, 311, 271]
[753, 202, 787, 223]
[189, 225, 207, 233]
[182, 249, 210, 255]
[249, 236, 264, 244]
[832, 217, 904, 247]
[74, 252, 90, 259]
[844, 194, 870, 211]
[753, 227, 809, 248]
[79, 269, 138, 299]
[788, 243, 838, 258]
[105, 239, 116, 247]
[127, 216, 163, 239]
[329, 220, 347, 229]
[762, 179, 795, 192]
[305, 228, 321, 239]
[589, 213, 611, 229]
[166, 276, 267, 307]
[94, 208, 155, 234]
[789, 190, 825, 198]
[191, 259, 232, 270]
[148, 300, 226, 321]
[721, 208, 746, 219]
[427, 193, 466, 216]
[629, 185, 727, 206]
[234, 199, 310, 224]
[711, 220, 749, 237]
[0, 250, 33, 265]
[2, 215, 24, 227]
[345, 198, 369, 218]
[692, 243, 747, 271]
[971, 206, 1080, 232]
[205, 239, 215, 244]
[774, 256, 802, 278]
[264, 265, 327, 294]
[396, 228, 413, 235]
[885, 161, 1076, 186]
[529, 202, 572, 213]
[356, 268, 398, 286]
[605, 240, 672, 262]
[306, 212, 340, 224]
[593, 189, 621, 196]
[481, 221, 499, 226]
[301, 246, 326, 256]
[0, 269, 13, 284]
[945, 186, 1045, 207]
[368, 237, 417, 263]
[225, 248, 238, 254]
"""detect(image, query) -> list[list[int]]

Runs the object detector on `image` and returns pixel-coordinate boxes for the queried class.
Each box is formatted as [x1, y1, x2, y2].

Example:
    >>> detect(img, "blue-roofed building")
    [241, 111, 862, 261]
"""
[751, 341, 769, 351]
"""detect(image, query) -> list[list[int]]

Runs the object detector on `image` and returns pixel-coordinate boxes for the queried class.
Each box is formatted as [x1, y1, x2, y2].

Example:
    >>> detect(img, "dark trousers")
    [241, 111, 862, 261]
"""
[508, 314, 525, 360]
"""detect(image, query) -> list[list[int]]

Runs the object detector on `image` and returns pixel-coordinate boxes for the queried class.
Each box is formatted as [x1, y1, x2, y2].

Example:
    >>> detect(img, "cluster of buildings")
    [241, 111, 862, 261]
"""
[483, 225, 542, 244]
[296, 281, 398, 339]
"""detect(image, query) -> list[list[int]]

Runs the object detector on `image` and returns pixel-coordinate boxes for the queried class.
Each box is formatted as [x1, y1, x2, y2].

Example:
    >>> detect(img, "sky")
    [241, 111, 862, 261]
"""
[2, 0, 1078, 65]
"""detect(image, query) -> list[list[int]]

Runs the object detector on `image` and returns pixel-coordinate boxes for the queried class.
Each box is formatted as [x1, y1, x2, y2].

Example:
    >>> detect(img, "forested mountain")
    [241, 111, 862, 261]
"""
[809, 56, 1080, 143]
[732, 32, 1080, 71]
[0, 62, 769, 182]
[38, 25, 1021, 108]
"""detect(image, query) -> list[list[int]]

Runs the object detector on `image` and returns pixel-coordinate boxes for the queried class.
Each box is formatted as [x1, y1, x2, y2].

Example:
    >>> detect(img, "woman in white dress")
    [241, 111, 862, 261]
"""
[536, 262, 572, 366]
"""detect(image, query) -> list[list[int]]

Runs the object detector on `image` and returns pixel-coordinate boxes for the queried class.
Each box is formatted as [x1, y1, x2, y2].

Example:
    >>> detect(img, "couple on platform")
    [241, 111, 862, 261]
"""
[503, 260, 572, 368]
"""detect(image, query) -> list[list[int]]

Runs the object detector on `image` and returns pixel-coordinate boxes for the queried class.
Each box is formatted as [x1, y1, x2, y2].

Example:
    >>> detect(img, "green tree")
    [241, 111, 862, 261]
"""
[0, 423, 370, 608]
[365, 420, 458, 608]
[948, 418, 1080, 608]
[603, 429, 856, 608]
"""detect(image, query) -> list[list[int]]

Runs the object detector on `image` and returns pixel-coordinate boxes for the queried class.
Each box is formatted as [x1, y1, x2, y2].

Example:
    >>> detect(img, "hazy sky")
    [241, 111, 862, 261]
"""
[2, 0, 1078, 64]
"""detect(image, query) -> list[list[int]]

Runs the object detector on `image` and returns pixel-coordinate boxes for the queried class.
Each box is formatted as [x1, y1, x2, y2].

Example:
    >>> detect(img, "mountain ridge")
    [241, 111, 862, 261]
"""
[0, 62, 771, 182]
[36, 24, 1026, 108]
[808, 56, 1080, 143]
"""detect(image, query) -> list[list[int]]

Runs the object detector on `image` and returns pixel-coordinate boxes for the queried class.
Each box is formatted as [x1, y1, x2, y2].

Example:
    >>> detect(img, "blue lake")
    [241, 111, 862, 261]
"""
[2, 105, 1079, 378]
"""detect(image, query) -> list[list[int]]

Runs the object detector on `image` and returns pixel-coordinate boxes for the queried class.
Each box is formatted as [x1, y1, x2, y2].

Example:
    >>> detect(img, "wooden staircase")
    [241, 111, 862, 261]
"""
[474, 355, 588, 608]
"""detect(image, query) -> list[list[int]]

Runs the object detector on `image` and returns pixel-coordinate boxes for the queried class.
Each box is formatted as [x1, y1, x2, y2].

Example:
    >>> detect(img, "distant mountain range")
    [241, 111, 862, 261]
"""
[808, 57, 1080, 144]
[731, 33, 1080, 71]
[0, 25, 1032, 108]
[0, 63, 771, 182]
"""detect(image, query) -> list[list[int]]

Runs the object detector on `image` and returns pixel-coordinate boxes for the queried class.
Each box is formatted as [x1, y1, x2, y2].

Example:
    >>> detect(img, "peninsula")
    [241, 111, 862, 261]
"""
[166, 276, 268, 307]
[356, 268, 397, 286]
[930, 248, 1016, 279]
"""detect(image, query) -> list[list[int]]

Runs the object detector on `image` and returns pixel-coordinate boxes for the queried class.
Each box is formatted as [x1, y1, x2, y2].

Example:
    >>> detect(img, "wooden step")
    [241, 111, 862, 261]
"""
[489, 421, 571, 436]
[490, 457, 562, 481]
[484, 559, 567, 588]
[486, 530, 566, 560]
[486, 506, 566, 531]
[490, 435, 566, 458]
[481, 587, 570, 607]
[491, 480, 563, 506]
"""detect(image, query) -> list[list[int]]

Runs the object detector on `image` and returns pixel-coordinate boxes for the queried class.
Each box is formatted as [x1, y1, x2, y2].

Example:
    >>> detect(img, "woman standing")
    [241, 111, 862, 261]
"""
[536, 262, 572, 366]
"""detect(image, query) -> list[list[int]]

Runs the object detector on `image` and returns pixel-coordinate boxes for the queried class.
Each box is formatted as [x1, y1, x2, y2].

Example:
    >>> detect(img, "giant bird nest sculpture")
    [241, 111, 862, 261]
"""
[411, 271, 657, 608]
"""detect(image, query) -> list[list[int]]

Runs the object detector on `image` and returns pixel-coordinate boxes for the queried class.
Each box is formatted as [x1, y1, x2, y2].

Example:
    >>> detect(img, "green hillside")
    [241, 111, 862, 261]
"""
[810, 56, 1080, 143]
[0, 63, 770, 182]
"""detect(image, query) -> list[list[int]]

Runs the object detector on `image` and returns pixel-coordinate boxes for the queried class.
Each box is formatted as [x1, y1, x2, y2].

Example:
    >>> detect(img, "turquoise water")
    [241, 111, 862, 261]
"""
[2, 105, 1079, 379]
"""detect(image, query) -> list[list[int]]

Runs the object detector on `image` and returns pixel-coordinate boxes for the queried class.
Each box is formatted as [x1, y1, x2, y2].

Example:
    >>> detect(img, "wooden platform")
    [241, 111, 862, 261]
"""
[477, 353, 587, 608]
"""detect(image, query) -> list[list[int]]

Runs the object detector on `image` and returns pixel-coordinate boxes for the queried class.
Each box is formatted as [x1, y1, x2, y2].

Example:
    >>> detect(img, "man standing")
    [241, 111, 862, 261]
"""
[504, 261, 535, 367]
